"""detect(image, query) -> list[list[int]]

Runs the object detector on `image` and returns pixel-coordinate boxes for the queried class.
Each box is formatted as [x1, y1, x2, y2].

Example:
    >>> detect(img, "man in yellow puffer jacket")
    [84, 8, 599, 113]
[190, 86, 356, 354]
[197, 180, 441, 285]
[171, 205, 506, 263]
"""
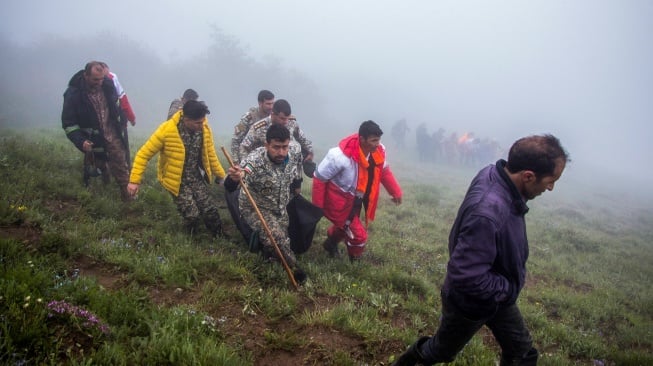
[127, 100, 227, 237]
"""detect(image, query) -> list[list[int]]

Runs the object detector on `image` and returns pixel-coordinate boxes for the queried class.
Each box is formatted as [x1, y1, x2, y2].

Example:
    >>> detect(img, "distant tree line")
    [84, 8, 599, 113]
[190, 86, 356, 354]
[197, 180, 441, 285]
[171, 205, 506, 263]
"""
[0, 27, 326, 140]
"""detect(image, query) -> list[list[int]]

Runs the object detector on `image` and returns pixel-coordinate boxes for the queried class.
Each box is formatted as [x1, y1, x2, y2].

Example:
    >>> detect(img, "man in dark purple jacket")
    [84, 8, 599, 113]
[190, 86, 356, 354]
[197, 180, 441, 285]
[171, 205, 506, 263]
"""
[393, 134, 569, 366]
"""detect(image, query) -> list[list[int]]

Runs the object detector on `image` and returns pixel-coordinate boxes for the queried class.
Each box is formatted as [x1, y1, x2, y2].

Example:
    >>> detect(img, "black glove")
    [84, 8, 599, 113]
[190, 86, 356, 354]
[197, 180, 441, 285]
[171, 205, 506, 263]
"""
[302, 160, 316, 178]
[290, 178, 302, 192]
[293, 267, 307, 284]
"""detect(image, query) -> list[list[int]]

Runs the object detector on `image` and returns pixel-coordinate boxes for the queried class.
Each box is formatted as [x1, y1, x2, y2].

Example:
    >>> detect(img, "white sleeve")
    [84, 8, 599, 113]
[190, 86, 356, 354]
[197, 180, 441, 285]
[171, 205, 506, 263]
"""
[315, 147, 344, 181]
[110, 72, 126, 98]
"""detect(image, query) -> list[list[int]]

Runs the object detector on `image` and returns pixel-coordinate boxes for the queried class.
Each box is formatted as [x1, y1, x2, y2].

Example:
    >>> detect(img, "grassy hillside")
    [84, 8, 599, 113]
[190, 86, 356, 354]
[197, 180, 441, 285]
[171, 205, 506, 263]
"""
[1, 129, 652, 365]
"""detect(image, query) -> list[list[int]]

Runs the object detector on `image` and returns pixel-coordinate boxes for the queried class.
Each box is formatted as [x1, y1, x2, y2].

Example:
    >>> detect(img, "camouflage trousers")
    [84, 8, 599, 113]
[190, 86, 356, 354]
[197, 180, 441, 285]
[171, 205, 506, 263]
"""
[91, 136, 130, 200]
[173, 180, 223, 236]
[95, 136, 130, 187]
[241, 208, 296, 268]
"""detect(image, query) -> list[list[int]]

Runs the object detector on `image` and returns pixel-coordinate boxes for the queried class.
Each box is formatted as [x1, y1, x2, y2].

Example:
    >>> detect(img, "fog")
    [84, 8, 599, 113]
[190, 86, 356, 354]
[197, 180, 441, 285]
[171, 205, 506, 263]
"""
[2, 0, 652, 200]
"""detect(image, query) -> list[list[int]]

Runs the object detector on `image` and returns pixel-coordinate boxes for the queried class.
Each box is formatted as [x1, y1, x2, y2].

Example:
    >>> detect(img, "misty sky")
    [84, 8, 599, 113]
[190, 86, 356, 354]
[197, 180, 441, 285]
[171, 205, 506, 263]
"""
[4, 0, 653, 186]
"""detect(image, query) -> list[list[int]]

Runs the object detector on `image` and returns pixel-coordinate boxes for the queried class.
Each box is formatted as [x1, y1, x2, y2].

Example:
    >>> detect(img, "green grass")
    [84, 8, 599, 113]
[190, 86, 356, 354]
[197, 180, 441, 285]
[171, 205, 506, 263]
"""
[1, 129, 652, 365]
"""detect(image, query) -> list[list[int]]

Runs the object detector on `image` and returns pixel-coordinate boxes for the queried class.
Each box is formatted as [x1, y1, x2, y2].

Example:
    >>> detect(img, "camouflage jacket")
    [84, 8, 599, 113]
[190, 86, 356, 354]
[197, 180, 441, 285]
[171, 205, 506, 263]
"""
[230, 106, 268, 161]
[167, 98, 183, 120]
[179, 123, 204, 185]
[238, 116, 312, 164]
[238, 144, 302, 217]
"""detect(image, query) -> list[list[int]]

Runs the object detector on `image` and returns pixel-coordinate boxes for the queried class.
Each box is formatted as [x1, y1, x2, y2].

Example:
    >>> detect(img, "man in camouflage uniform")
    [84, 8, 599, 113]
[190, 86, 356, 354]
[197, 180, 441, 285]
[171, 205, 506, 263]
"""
[167, 88, 199, 120]
[61, 61, 131, 200]
[225, 124, 307, 283]
[226, 90, 275, 241]
[230, 89, 275, 162]
[127, 100, 227, 237]
[238, 99, 314, 170]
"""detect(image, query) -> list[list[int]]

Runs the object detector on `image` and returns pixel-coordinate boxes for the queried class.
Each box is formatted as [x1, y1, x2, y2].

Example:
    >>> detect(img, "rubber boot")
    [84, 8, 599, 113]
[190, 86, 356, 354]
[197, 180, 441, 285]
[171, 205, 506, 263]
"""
[392, 336, 430, 366]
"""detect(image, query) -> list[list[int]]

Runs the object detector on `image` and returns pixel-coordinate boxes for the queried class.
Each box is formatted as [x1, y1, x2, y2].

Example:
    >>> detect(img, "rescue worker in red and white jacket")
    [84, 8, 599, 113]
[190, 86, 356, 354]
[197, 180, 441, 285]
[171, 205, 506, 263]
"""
[312, 120, 402, 261]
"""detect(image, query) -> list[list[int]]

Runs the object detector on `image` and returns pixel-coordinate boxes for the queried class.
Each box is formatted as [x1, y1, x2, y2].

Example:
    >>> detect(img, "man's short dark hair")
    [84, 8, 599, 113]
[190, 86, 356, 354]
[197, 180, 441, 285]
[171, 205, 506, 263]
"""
[183, 100, 210, 120]
[272, 99, 291, 116]
[258, 90, 274, 103]
[506, 134, 570, 177]
[84, 61, 104, 75]
[183, 89, 199, 101]
[359, 120, 383, 139]
[266, 123, 290, 143]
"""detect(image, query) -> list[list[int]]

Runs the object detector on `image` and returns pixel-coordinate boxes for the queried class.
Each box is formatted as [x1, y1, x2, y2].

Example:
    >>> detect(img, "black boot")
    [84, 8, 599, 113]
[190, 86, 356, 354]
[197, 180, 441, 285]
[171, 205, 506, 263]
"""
[293, 267, 307, 285]
[500, 347, 538, 366]
[392, 336, 430, 366]
[349, 254, 362, 263]
[208, 219, 228, 239]
[204, 213, 226, 239]
[183, 220, 200, 236]
[322, 235, 340, 258]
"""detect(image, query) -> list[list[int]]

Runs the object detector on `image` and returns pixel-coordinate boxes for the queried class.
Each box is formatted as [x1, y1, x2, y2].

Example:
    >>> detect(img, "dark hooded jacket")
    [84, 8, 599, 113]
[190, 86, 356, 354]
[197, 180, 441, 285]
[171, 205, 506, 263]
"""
[443, 159, 529, 319]
[61, 70, 124, 152]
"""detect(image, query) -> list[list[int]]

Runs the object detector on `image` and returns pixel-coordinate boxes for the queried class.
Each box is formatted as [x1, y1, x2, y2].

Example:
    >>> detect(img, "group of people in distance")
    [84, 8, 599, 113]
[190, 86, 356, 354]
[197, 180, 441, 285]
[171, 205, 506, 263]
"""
[62, 61, 570, 365]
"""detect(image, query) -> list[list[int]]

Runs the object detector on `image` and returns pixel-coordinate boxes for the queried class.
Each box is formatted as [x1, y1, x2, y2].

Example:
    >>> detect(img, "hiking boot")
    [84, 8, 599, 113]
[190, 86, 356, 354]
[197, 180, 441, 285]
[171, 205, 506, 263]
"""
[322, 236, 340, 258]
[183, 220, 200, 236]
[293, 267, 307, 285]
[391, 336, 430, 366]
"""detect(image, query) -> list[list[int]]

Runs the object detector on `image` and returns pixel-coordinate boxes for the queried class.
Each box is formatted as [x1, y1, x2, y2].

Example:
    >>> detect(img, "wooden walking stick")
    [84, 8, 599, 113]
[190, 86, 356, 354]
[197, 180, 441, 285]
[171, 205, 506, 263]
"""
[221, 147, 299, 289]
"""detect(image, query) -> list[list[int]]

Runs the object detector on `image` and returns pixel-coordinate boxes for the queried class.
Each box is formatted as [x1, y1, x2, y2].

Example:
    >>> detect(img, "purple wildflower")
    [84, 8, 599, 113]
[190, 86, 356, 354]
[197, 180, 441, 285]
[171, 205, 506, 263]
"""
[46, 300, 110, 335]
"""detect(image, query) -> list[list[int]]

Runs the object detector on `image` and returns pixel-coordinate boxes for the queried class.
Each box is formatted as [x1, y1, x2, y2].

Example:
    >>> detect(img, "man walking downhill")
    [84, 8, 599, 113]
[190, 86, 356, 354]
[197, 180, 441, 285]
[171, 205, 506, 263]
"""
[392, 134, 570, 366]
[225, 90, 275, 241]
[61, 61, 132, 201]
[238, 99, 313, 171]
[225, 124, 307, 283]
[127, 100, 227, 238]
[312, 120, 402, 261]
[230, 89, 275, 162]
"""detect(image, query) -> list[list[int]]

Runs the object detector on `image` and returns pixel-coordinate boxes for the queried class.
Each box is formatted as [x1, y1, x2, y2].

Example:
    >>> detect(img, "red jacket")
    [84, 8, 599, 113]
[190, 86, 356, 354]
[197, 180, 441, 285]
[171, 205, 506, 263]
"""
[312, 133, 402, 224]
[107, 72, 136, 124]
